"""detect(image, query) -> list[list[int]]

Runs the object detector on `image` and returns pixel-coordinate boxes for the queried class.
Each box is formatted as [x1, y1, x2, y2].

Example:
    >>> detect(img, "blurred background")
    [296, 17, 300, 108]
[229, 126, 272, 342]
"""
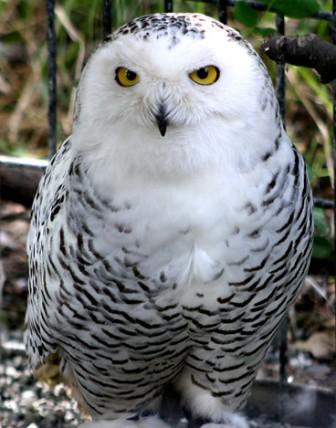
[0, 1, 335, 427]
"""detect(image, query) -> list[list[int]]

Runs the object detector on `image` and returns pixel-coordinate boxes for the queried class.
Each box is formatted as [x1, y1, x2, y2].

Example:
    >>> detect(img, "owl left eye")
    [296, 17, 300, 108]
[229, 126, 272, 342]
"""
[115, 67, 140, 87]
[189, 65, 220, 85]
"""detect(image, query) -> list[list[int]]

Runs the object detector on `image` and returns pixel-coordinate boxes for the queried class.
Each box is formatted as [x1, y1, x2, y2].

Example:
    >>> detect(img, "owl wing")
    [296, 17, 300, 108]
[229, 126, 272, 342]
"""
[178, 140, 313, 411]
[24, 138, 73, 372]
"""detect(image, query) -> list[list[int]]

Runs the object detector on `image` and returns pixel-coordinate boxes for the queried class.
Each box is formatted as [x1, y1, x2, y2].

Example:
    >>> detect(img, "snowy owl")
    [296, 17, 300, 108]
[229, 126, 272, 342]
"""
[25, 13, 313, 428]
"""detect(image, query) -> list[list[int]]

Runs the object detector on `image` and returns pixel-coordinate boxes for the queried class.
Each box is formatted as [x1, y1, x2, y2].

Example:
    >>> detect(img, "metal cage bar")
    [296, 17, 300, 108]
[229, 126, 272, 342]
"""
[274, 13, 288, 384]
[218, 0, 228, 24]
[103, 0, 112, 39]
[275, 14, 286, 122]
[332, 0, 336, 298]
[46, 0, 57, 157]
[164, 0, 174, 13]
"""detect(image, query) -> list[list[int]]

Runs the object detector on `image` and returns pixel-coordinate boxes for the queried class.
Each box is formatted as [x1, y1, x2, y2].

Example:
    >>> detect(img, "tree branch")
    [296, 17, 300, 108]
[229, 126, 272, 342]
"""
[262, 34, 336, 84]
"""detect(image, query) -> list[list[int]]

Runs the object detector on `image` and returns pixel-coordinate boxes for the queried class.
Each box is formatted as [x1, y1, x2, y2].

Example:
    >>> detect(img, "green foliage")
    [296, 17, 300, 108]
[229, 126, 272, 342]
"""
[234, 1, 258, 27]
[0, 139, 30, 157]
[313, 236, 333, 258]
[314, 208, 331, 238]
[233, 0, 321, 28]
[259, 0, 320, 18]
[312, 208, 333, 258]
[253, 27, 277, 36]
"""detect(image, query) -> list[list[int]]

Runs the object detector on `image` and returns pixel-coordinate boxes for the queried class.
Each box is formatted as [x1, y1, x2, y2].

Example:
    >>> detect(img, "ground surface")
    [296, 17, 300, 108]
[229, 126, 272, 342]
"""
[0, 199, 335, 428]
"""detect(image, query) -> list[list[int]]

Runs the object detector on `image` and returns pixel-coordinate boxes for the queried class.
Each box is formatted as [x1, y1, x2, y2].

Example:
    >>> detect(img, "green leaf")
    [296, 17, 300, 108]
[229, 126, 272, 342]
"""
[313, 207, 331, 238]
[254, 27, 276, 36]
[312, 236, 333, 259]
[306, 164, 314, 182]
[234, 1, 258, 27]
[259, 0, 320, 18]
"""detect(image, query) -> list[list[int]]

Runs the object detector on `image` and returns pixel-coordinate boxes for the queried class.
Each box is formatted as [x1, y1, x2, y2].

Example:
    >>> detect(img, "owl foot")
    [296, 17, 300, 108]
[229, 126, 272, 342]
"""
[175, 370, 249, 428]
[200, 424, 247, 428]
[79, 414, 172, 428]
[190, 412, 249, 428]
[198, 412, 249, 428]
[138, 414, 172, 428]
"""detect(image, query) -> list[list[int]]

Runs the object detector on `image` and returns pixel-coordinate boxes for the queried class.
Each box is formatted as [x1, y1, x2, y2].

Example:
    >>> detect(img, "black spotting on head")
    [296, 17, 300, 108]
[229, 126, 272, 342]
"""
[112, 14, 206, 46]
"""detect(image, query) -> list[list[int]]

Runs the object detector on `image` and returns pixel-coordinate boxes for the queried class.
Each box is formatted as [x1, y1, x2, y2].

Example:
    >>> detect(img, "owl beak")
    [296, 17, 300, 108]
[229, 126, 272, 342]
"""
[155, 104, 168, 137]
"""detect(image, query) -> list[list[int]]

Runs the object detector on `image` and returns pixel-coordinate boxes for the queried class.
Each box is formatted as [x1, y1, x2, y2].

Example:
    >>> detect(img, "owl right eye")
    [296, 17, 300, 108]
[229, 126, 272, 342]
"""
[115, 67, 140, 87]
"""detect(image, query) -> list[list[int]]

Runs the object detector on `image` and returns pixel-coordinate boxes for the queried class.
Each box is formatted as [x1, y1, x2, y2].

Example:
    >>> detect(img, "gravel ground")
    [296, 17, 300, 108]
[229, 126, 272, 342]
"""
[0, 345, 299, 428]
[0, 337, 84, 428]
[1, 333, 335, 428]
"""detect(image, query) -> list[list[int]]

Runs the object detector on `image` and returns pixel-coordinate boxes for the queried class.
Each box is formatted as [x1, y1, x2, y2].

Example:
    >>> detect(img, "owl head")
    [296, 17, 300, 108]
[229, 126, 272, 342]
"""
[72, 13, 281, 179]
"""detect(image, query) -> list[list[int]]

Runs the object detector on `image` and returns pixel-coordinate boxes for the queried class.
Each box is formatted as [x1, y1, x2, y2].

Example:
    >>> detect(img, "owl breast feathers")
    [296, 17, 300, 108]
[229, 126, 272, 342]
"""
[25, 12, 313, 428]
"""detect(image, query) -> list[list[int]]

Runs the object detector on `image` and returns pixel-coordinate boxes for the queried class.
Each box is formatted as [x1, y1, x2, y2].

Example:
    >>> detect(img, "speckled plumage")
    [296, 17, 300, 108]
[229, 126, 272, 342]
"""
[25, 13, 313, 428]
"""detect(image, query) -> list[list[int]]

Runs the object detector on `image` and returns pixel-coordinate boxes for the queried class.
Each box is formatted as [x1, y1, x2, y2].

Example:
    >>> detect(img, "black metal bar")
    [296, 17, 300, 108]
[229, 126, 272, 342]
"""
[102, 0, 112, 38]
[275, 15, 286, 122]
[46, 0, 57, 157]
[279, 318, 288, 385]
[164, 0, 173, 12]
[275, 13, 288, 384]
[333, 0, 336, 40]
[332, 0, 336, 321]
[218, 0, 228, 24]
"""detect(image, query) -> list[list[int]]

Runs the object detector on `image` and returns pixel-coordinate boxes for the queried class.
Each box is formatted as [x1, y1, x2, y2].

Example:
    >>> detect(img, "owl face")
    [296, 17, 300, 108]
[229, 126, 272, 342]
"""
[76, 14, 265, 138]
[73, 14, 279, 180]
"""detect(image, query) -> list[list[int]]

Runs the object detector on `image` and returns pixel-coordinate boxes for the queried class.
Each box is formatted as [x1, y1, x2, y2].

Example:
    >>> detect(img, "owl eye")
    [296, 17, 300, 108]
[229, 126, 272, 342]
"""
[189, 65, 220, 85]
[115, 67, 140, 87]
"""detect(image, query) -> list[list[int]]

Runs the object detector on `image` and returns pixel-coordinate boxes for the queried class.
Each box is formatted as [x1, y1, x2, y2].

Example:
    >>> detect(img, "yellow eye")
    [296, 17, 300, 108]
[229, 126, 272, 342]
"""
[115, 67, 140, 87]
[189, 65, 220, 85]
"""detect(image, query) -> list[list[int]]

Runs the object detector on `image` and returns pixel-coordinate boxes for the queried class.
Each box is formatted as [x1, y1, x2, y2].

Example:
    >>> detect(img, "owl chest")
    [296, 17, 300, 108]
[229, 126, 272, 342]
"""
[71, 180, 248, 288]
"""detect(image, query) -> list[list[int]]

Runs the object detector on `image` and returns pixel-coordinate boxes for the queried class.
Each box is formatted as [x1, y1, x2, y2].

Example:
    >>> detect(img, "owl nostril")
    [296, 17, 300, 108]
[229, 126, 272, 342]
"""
[156, 81, 168, 98]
